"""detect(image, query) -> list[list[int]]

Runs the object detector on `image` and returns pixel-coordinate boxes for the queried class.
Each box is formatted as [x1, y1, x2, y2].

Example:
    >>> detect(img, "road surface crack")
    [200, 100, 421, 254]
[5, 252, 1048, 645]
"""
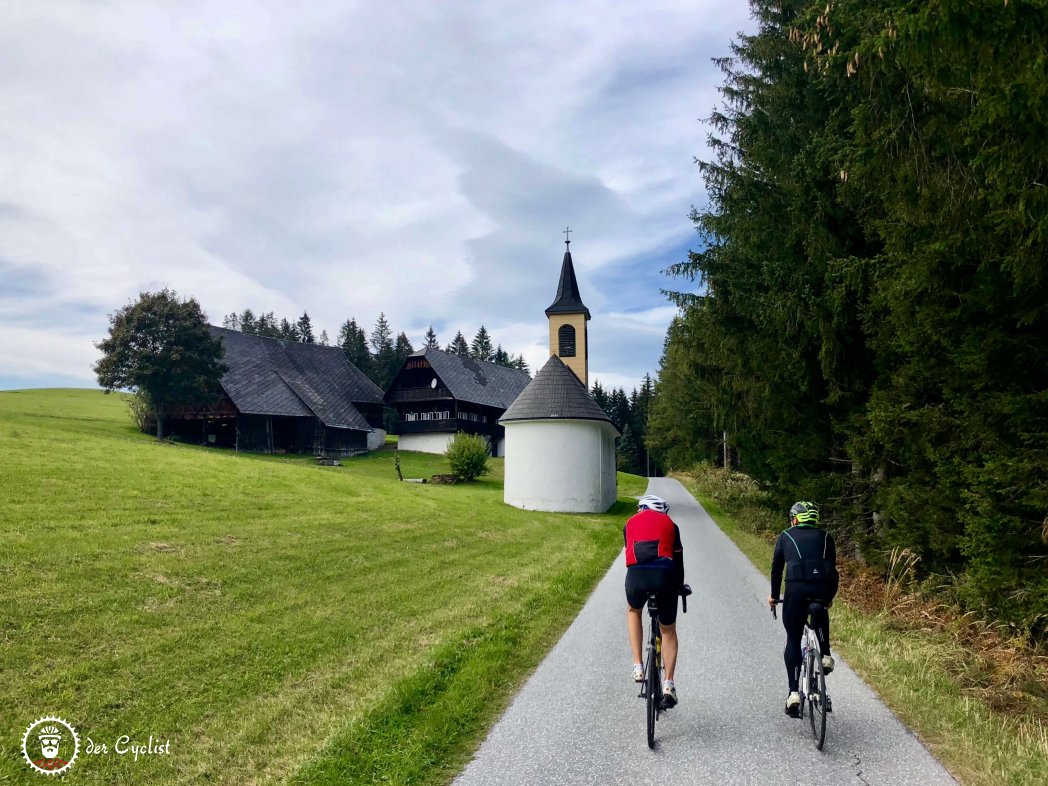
[854, 752, 871, 786]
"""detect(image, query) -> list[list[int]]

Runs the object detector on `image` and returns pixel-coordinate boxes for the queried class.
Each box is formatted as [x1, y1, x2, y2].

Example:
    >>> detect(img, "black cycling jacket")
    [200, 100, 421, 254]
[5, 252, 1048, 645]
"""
[770, 525, 838, 601]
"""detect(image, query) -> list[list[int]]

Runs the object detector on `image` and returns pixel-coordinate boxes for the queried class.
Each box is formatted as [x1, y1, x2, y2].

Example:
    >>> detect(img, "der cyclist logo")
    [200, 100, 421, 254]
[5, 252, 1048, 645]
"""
[22, 716, 80, 775]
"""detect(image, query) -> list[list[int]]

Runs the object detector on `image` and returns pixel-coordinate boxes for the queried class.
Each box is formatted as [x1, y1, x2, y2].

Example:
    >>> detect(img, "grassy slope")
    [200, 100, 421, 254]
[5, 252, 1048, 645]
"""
[676, 472, 1048, 786]
[0, 390, 644, 785]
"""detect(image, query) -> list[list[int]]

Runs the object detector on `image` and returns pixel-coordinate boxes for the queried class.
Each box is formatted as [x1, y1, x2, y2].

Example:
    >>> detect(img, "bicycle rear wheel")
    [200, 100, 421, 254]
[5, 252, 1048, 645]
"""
[798, 646, 809, 719]
[646, 647, 658, 749]
[808, 646, 828, 749]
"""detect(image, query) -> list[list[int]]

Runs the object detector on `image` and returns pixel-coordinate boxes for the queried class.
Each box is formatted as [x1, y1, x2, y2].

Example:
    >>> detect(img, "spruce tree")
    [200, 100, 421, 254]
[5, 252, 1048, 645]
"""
[448, 331, 470, 356]
[255, 312, 279, 338]
[393, 332, 414, 375]
[607, 387, 631, 433]
[338, 318, 371, 375]
[279, 318, 301, 342]
[424, 325, 440, 349]
[297, 312, 315, 343]
[369, 313, 396, 388]
[617, 423, 641, 474]
[591, 380, 608, 413]
[238, 308, 257, 334]
[470, 326, 494, 362]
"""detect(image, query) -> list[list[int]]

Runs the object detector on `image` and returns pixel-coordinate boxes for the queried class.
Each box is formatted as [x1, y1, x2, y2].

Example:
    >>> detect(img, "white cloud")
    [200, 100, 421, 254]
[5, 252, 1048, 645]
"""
[0, 0, 752, 389]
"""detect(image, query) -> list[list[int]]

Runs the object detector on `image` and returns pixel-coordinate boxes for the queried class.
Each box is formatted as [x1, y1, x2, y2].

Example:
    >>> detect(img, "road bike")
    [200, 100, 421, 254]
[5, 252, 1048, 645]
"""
[640, 583, 692, 749]
[772, 599, 831, 750]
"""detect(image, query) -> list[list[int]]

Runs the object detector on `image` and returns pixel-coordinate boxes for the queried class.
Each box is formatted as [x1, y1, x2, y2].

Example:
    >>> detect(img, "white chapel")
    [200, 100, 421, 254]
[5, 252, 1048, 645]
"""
[500, 237, 620, 512]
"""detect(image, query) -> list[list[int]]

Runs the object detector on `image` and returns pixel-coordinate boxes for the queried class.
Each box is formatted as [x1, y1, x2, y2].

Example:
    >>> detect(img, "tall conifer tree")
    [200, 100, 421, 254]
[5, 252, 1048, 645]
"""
[470, 326, 494, 362]
[296, 312, 315, 343]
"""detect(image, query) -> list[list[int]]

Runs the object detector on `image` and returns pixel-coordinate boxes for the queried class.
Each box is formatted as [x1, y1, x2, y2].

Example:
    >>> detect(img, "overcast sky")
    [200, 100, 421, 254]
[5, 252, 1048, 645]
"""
[0, 1, 752, 393]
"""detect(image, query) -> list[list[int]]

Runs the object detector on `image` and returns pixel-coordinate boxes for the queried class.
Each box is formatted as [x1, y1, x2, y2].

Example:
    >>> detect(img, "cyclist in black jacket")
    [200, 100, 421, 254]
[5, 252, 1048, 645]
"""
[768, 501, 839, 717]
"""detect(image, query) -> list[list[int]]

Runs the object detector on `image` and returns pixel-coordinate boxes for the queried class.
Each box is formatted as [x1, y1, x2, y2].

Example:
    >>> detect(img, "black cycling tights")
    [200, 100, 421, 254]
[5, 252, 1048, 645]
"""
[782, 592, 830, 693]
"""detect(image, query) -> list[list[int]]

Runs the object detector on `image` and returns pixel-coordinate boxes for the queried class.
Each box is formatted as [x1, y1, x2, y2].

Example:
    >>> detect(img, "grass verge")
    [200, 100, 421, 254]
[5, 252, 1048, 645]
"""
[288, 546, 615, 785]
[0, 389, 641, 784]
[674, 465, 1048, 786]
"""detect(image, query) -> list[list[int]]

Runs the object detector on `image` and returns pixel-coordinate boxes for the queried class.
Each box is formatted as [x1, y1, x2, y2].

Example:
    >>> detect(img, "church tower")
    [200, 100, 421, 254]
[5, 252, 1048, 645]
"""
[545, 229, 590, 388]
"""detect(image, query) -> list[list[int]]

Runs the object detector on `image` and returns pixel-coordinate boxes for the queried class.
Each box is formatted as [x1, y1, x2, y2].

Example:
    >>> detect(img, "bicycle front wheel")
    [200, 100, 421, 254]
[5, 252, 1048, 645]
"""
[808, 649, 828, 749]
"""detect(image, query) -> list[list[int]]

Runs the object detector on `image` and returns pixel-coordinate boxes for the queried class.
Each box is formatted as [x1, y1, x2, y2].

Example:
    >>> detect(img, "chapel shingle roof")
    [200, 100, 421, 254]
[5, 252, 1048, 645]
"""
[395, 347, 532, 409]
[499, 354, 617, 429]
[544, 250, 591, 319]
[209, 326, 384, 431]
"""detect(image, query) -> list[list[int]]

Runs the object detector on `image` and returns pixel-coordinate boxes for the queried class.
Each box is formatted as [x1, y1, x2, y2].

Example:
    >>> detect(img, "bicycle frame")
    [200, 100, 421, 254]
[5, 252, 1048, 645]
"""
[641, 594, 664, 749]
[642, 598, 664, 698]
[638, 584, 689, 748]
[799, 623, 819, 705]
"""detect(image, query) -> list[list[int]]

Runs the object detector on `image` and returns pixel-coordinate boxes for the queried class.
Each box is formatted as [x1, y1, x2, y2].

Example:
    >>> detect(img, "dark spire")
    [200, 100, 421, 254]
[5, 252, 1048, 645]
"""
[544, 236, 591, 319]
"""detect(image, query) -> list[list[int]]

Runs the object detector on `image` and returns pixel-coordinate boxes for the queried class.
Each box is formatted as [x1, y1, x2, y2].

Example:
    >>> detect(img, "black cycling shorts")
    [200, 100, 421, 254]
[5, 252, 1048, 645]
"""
[625, 567, 679, 626]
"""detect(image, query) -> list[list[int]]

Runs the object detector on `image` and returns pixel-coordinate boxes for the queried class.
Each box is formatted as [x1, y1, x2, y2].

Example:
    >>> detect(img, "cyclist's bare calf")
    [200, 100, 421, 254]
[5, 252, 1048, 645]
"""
[626, 606, 678, 681]
[659, 622, 677, 681]
[626, 606, 644, 665]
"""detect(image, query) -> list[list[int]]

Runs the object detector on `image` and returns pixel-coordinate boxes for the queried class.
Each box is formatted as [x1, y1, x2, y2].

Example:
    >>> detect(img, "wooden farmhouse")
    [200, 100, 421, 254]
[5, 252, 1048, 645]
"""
[164, 326, 386, 455]
[384, 347, 532, 455]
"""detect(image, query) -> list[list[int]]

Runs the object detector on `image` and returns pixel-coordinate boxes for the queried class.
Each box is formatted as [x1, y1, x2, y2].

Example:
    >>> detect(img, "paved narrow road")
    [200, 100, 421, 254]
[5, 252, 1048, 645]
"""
[454, 478, 957, 786]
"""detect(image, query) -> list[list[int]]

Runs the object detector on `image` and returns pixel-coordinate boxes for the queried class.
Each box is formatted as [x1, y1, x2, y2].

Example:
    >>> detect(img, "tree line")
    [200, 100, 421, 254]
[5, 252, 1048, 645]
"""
[591, 375, 655, 477]
[646, 1, 1048, 634]
[222, 307, 528, 389]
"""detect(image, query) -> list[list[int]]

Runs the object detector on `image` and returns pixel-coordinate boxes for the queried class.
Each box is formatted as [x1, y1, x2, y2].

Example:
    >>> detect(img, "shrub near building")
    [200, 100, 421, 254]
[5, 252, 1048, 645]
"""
[445, 432, 490, 482]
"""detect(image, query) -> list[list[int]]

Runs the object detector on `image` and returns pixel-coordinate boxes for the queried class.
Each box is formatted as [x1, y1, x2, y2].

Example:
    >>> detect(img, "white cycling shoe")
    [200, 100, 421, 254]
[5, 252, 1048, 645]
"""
[661, 681, 678, 709]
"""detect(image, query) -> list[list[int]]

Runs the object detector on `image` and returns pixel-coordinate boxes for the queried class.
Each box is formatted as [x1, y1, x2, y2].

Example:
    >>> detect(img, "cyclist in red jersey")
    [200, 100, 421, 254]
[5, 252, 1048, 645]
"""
[624, 494, 684, 707]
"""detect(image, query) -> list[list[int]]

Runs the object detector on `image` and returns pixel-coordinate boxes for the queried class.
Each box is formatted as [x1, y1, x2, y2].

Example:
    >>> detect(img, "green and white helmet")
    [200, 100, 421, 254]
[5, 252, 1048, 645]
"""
[789, 501, 819, 525]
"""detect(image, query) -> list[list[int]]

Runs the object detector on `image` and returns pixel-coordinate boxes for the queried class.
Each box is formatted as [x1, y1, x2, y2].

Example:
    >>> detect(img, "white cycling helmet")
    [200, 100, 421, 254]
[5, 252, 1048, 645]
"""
[637, 494, 669, 514]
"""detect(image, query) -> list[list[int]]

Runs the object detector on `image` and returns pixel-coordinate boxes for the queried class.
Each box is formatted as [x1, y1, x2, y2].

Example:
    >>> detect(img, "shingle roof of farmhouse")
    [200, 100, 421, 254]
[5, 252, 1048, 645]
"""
[544, 250, 591, 319]
[209, 326, 384, 430]
[399, 347, 532, 409]
[499, 355, 618, 429]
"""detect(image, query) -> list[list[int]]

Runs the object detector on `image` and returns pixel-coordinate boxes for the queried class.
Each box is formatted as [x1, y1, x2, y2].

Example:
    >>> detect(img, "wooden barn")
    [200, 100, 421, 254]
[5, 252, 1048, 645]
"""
[163, 326, 386, 456]
[384, 347, 532, 455]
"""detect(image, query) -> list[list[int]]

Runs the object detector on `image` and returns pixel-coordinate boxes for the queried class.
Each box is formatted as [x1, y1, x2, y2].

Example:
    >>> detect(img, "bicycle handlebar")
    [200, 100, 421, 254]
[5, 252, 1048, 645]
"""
[681, 583, 693, 614]
[770, 598, 782, 619]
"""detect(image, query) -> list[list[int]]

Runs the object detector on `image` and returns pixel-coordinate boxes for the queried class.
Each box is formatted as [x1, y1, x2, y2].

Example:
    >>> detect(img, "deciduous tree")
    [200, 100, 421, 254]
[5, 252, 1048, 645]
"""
[94, 289, 227, 439]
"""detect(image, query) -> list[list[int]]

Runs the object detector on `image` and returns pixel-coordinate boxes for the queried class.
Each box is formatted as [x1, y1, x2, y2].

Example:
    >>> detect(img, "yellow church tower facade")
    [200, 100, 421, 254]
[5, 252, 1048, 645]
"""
[545, 230, 590, 388]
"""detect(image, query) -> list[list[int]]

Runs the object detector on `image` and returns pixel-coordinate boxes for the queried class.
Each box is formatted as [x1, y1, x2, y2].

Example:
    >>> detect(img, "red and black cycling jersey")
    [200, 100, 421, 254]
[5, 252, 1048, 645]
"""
[623, 508, 682, 567]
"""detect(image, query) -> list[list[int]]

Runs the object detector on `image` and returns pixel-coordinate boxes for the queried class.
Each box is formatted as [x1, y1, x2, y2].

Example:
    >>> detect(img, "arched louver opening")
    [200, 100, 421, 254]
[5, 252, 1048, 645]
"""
[558, 324, 576, 357]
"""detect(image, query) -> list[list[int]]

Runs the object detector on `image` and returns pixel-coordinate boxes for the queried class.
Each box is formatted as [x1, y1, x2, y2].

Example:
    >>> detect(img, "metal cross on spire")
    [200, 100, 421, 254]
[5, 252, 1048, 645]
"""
[563, 226, 572, 248]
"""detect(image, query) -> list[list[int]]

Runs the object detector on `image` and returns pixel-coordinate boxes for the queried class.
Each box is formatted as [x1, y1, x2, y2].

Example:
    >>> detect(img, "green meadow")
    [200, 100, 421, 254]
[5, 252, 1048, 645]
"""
[1, 389, 646, 785]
